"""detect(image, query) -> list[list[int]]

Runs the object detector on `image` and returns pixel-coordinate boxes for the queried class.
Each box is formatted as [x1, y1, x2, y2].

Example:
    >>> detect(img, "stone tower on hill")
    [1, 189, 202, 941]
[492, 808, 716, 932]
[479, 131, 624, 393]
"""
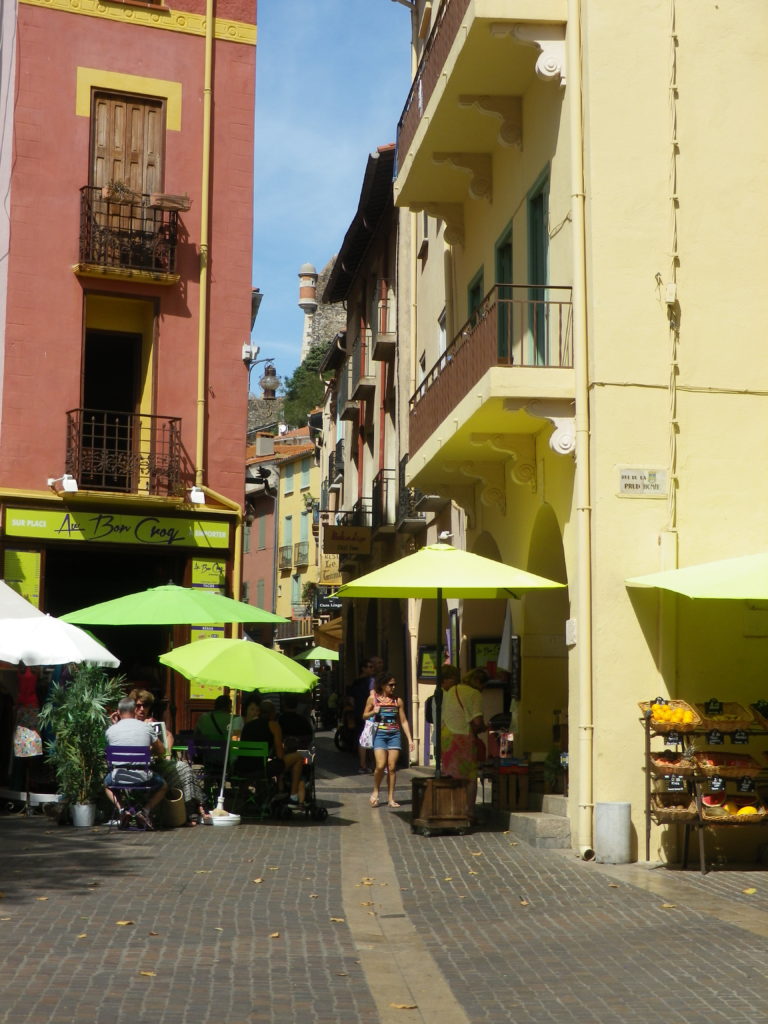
[298, 256, 346, 364]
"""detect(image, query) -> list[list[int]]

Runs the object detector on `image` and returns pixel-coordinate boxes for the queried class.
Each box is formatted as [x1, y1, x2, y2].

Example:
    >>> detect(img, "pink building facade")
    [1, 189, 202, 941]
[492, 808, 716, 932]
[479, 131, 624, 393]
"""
[0, 0, 256, 732]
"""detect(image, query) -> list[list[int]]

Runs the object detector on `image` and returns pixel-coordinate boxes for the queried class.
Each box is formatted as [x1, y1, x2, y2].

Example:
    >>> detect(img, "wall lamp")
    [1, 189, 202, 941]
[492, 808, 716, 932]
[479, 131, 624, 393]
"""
[47, 474, 79, 494]
[189, 486, 206, 505]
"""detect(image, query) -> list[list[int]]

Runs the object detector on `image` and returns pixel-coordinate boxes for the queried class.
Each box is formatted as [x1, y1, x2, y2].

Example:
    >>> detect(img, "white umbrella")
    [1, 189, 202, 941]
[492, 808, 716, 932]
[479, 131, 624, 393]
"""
[0, 615, 120, 667]
[0, 581, 44, 618]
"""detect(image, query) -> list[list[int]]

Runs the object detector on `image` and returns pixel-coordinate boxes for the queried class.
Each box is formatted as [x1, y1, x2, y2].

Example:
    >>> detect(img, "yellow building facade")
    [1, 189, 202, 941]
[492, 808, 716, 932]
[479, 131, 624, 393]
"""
[396, 0, 768, 860]
[274, 435, 321, 648]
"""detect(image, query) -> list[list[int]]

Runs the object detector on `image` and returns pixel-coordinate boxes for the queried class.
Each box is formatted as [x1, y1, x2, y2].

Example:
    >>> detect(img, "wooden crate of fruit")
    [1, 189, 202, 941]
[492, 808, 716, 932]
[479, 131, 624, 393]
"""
[638, 700, 701, 733]
[693, 751, 762, 778]
[700, 793, 767, 823]
[651, 792, 697, 823]
[694, 701, 755, 732]
[648, 750, 695, 777]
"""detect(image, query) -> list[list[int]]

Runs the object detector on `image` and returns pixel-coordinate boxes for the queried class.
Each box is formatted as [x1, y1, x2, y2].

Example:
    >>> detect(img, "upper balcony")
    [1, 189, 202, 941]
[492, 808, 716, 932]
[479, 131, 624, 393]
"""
[407, 284, 574, 482]
[350, 333, 376, 402]
[395, 0, 566, 212]
[337, 362, 360, 423]
[65, 408, 188, 497]
[75, 186, 185, 285]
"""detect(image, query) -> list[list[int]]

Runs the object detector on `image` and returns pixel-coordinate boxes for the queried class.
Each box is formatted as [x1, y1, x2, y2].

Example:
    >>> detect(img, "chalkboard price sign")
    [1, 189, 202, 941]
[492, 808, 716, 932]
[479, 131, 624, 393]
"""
[666, 730, 681, 745]
[738, 776, 756, 793]
[666, 774, 686, 792]
[732, 730, 749, 745]
[706, 698, 724, 716]
[707, 730, 724, 745]
[709, 776, 726, 792]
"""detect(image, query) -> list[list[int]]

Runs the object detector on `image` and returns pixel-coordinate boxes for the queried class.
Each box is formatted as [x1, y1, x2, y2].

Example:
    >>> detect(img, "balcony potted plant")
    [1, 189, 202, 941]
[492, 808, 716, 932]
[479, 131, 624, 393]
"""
[101, 179, 139, 205]
[38, 664, 125, 826]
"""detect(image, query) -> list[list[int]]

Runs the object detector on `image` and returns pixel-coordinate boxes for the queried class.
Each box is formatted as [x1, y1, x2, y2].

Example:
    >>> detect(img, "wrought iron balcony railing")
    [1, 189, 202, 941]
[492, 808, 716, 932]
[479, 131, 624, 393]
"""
[396, 0, 470, 162]
[397, 454, 427, 533]
[79, 186, 180, 275]
[335, 499, 372, 529]
[409, 284, 573, 455]
[372, 468, 396, 531]
[66, 408, 184, 496]
[278, 545, 293, 570]
[294, 541, 310, 566]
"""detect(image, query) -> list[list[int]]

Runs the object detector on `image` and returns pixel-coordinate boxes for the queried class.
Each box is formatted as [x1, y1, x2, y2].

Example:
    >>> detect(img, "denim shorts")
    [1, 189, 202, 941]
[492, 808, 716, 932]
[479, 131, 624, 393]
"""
[373, 729, 401, 751]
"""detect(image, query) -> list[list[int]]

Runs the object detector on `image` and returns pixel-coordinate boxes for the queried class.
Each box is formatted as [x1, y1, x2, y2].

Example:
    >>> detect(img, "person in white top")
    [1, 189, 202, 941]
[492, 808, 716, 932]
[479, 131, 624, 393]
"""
[104, 697, 167, 829]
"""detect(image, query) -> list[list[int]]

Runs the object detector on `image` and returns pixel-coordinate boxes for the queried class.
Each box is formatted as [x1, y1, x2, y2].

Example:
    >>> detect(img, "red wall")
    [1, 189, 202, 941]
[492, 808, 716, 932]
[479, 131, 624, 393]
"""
[3, 5, 255, 503]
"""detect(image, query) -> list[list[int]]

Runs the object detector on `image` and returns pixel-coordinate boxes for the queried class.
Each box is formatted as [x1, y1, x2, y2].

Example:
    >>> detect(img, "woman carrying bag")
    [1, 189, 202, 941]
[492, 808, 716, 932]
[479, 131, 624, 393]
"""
[362, 672, 413, 808]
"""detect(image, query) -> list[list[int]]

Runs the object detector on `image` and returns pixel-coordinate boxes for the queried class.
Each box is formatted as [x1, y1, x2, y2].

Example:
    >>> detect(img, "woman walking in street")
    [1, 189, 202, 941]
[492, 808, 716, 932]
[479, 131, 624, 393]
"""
[363, 672, 413, 808]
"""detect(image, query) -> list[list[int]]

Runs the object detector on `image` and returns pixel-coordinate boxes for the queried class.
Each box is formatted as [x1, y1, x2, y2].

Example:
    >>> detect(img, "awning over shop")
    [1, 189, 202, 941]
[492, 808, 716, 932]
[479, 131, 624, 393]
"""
[314, 616, 342, 652]
[626, 552, 768, 600]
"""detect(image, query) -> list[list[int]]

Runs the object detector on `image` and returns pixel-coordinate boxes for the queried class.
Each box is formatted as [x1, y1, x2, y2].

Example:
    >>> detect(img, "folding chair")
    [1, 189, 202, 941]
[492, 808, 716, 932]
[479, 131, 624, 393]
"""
[228, 741, 271, 817]
[105, 745, 155, 831]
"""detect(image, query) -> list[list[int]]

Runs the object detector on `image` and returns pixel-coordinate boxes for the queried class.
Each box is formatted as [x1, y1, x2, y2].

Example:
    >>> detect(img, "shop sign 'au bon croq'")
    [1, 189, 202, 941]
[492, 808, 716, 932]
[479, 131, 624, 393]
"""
[4, 508, 230, 549]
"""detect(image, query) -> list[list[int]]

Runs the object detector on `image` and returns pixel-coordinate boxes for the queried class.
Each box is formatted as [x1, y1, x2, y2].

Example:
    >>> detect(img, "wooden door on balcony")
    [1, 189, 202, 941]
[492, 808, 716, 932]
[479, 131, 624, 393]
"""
[528, 175, 549, 365]
[81, 330, 140, 492]
[90, 92, 165, 194]
[496, 232, 512, 362]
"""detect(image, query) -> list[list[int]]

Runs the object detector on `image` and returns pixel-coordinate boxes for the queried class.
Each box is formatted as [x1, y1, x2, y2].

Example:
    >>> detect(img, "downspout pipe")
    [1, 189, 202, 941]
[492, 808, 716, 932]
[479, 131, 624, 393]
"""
[195, 0, 214, 488]
[567, 0, 595, 860]
[195, 7, 245, 621]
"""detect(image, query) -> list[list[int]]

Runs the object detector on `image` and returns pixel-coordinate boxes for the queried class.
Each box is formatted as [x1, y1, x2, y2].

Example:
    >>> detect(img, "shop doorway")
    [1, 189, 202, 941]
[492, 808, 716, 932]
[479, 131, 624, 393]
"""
[44, 544, 185, 687]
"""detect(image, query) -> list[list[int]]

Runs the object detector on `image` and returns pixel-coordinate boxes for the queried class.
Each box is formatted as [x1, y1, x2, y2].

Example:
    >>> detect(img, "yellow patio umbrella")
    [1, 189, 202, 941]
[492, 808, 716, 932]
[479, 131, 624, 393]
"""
[626, 553, 768, 599]
[334, 540, 565, 774]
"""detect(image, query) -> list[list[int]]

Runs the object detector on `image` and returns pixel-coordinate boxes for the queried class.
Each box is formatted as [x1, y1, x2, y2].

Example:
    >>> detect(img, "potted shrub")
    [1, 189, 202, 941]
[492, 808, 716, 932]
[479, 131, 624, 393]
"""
[101, 180, 139, 205]
[38, 664, 125, 826]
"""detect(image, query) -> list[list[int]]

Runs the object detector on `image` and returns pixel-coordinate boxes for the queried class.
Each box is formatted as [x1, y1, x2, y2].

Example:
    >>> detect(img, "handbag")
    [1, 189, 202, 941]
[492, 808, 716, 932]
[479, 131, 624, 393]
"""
[359, 718, 378, 749]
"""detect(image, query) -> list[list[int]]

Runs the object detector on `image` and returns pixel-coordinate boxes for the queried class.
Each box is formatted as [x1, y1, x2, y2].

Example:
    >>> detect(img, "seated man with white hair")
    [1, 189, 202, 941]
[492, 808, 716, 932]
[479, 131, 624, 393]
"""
[104, 697, 167, 829]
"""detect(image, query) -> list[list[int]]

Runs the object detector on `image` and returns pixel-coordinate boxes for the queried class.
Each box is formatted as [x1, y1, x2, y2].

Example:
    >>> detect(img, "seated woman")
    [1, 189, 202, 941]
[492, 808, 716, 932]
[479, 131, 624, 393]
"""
[240, 700, 306, 804]
[130, 687, 205, 826]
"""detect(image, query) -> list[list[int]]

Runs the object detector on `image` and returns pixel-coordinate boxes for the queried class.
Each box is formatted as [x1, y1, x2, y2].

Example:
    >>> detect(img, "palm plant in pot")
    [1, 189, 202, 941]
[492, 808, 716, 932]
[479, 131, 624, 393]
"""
[38, 664, 125, 826]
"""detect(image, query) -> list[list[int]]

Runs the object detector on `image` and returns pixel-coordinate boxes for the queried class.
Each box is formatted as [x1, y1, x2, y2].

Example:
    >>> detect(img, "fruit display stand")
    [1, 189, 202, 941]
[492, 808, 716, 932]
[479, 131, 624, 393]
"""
[642, 697, 768, 873]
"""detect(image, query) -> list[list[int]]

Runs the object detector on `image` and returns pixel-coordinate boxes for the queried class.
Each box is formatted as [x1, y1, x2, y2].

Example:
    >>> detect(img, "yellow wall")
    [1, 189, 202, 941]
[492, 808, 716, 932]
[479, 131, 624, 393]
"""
[402, 0, 768, 860]
[275, 452, 320, 622]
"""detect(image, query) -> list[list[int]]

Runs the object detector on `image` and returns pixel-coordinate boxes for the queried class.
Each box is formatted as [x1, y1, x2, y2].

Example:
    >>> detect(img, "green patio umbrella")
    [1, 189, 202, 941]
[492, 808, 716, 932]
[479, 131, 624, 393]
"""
[160, 638, 316, 815]
[61, 584, 288, 626]
[626, 553, 768, 600]
[159, 637, 318, 693]
[334, 541, 565, 774]
[294, 645, 339, 662]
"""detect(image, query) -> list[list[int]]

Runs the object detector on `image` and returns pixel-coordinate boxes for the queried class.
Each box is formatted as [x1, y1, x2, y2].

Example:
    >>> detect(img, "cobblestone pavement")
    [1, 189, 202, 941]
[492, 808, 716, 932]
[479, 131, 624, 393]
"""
[1, 736, 768, 1023]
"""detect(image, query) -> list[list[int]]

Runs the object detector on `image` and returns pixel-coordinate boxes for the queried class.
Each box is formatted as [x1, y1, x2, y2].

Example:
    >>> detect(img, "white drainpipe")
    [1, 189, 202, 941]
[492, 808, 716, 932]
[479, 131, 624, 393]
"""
[567, 0, 595, 860]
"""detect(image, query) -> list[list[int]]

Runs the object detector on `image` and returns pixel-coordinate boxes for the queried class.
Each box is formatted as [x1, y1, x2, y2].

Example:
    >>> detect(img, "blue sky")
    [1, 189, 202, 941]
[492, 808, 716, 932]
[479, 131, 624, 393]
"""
[250, 0, 412, 391]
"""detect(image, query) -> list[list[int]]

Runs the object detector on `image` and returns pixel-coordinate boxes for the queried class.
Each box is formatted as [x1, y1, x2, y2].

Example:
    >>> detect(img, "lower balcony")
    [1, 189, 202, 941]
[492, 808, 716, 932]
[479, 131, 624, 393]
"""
[75, 186, 181, 285]
[66, 409, 186, 497]
[407, 285, 575, 484]
[278, 545, 292, 571]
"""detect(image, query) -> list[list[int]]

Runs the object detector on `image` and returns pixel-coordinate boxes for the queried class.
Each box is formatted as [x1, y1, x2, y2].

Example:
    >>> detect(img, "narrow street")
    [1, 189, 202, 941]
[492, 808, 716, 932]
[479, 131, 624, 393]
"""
[2, 738, 768, 1024]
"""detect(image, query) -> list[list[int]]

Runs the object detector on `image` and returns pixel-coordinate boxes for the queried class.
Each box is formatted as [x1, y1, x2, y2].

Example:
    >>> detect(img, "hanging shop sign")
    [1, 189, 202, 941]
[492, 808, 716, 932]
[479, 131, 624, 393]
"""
[4, 508, 230, 549]
[323, 525, 372, 555]
[315, 585, 342, 617]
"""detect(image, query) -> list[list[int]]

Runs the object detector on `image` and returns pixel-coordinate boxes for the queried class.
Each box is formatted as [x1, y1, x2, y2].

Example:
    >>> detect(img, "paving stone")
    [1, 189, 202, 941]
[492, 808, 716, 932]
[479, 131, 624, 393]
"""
[2, 737, 768, 1023]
